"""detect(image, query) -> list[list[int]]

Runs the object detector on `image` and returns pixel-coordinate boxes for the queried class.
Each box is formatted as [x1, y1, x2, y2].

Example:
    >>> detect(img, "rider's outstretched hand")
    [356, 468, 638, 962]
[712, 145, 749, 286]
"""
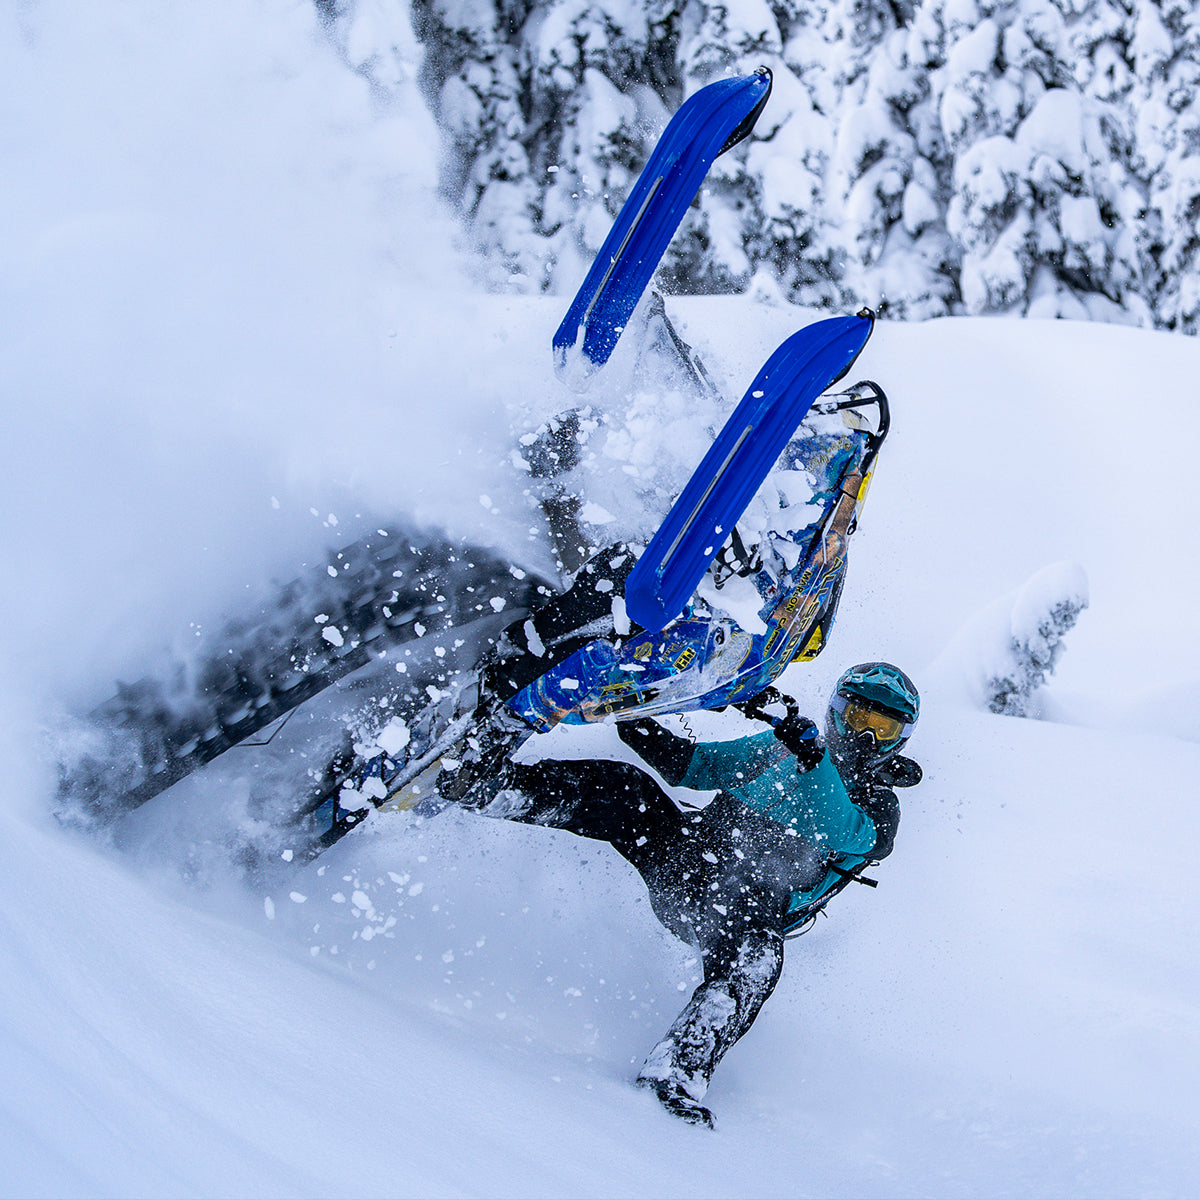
[773, 714, 823, 773]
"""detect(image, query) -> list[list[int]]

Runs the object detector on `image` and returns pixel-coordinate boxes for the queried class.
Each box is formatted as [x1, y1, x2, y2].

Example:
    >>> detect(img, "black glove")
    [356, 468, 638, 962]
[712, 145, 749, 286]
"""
[738, 686, 789, 724]
[774, 714, 823, 773]
[876, 755, 922, 788]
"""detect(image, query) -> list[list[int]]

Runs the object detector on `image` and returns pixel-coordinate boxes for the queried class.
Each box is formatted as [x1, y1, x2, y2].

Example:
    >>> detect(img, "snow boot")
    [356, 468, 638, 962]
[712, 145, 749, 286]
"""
[434, 700, 531, 809]
[636, 1077, 715, 1130]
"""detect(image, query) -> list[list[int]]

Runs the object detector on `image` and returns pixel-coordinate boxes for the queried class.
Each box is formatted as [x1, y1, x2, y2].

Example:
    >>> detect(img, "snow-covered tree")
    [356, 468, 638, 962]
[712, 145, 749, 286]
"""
[659, 0, 784, 293]
[1132, 0, 1200, 331]
[319, 0, 1200, 335]
[822, 1, 958, 317]
[929, 0, 1142, 320]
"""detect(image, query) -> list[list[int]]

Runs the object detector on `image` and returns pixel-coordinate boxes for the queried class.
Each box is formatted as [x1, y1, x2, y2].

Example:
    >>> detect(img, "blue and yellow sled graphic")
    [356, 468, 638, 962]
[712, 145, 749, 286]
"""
[508, 379, 889, 732]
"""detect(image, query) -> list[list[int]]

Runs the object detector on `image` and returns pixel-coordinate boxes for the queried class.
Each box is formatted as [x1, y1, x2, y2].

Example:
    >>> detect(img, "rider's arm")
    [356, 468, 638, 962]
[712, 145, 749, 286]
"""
[856, 785, 900, 859]
[777, 751, 880, 858]
[675, 731, 782, 791]
[695, 732, 881, 859]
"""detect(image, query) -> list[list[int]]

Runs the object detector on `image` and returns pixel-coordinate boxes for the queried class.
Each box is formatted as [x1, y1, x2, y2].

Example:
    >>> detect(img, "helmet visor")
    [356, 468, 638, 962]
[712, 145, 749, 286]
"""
[831, 694, 914, 745]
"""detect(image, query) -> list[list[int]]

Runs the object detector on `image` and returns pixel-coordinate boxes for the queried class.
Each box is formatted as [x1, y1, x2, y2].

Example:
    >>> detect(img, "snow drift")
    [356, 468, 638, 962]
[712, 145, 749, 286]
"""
[2, 4, 1199, 1198]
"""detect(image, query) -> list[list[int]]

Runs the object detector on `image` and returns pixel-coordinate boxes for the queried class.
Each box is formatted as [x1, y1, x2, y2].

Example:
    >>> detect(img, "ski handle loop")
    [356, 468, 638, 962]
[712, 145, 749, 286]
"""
[812, 378, 890, 449]
[716, 66, 773, 155]
[812, 375, 890, 531]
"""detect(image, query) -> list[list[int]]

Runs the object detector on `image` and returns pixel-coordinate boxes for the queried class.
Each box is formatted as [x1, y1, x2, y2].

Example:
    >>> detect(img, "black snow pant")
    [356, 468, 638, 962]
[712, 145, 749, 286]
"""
[484, 544, 636, 703]
[486, 757, 825, 1102]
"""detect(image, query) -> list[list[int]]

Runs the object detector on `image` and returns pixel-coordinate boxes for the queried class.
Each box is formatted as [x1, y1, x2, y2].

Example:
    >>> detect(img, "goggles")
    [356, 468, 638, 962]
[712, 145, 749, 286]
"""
[831, 694, 915, 745]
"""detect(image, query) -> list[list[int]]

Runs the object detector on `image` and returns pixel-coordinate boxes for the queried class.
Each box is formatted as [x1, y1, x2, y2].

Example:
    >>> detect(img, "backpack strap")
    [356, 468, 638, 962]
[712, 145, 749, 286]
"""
[783, 857, 879, 938]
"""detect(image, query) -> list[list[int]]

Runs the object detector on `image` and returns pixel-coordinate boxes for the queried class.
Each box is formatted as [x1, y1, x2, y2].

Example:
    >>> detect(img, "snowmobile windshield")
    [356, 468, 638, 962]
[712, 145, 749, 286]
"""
[830, 694, 913, 746]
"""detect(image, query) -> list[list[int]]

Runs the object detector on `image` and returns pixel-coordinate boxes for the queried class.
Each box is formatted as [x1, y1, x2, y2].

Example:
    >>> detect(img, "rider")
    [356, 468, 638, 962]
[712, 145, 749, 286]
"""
[436, 661, 922, 1128]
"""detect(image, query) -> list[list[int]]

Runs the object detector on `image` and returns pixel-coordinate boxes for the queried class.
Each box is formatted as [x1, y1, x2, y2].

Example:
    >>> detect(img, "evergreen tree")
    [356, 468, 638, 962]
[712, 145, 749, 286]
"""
[318, 0, 1200, 335]
[823, 0, 958, 317]
[659, 0, 784, 293]
[521, 0, 655, 290]
[1133, 0, 1200, 331]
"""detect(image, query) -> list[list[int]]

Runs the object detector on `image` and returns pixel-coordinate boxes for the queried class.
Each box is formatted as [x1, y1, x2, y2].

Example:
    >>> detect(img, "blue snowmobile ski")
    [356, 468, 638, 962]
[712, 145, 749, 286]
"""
[624, 309, 876, 632]
[553, 68, 772, 385]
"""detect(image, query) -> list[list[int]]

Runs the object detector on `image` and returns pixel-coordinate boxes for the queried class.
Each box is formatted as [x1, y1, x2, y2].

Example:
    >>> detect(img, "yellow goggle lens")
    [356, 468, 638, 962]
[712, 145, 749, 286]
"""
[841, 700, 905, 743]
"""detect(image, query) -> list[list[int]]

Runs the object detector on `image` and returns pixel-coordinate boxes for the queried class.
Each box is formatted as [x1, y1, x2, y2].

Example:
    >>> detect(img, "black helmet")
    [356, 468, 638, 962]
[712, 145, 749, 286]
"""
[825, 662, 919, 772]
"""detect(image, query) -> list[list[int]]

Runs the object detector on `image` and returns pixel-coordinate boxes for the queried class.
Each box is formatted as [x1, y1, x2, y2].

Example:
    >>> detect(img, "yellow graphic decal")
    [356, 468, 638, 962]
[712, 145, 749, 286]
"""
[793, 626, 825, 662]
[858, 468, 873, 498]
[673, 647, 697, 671]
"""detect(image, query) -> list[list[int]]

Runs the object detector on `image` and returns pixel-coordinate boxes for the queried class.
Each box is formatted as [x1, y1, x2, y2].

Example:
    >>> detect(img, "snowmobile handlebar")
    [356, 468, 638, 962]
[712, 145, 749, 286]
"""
[735, 685, 800, 728]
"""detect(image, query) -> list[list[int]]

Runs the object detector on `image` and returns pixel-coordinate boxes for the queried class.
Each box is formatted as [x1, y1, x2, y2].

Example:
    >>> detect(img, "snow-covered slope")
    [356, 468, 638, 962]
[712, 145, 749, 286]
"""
[3, 4, 1199, 1197]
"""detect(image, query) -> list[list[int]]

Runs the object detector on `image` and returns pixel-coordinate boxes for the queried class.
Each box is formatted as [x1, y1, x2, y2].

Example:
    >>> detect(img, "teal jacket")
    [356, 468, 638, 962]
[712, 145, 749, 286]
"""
[651, 729, 879, 918]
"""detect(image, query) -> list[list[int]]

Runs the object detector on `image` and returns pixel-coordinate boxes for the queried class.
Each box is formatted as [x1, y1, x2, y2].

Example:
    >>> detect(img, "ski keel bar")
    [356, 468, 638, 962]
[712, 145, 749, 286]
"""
[625, 310, 876, 633]
[553, 68, 772, 383]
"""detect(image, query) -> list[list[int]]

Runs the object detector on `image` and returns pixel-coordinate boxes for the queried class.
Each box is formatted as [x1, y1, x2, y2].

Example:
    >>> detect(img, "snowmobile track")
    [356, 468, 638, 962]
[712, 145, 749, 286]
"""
[58, 526, 553, 821]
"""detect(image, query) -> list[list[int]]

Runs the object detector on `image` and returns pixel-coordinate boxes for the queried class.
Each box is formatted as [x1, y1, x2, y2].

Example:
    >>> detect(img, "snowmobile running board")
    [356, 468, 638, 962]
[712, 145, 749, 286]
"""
[295, 709, 478, 858]
[624, 309, 876, 632]
[553, 68, 772, 386]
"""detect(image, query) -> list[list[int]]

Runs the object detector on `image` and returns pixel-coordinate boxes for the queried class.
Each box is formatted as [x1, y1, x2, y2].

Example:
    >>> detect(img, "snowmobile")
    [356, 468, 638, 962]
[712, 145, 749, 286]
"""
[53, 68, 893, 867]
[295, 365, 889, 859]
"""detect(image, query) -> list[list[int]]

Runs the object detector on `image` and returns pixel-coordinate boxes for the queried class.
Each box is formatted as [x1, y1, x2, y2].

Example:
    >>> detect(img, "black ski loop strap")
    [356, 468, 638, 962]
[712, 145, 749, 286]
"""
[824, 860, 879, 888]
[726, 526, 761, 575]
[785, 860, 880, 939]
